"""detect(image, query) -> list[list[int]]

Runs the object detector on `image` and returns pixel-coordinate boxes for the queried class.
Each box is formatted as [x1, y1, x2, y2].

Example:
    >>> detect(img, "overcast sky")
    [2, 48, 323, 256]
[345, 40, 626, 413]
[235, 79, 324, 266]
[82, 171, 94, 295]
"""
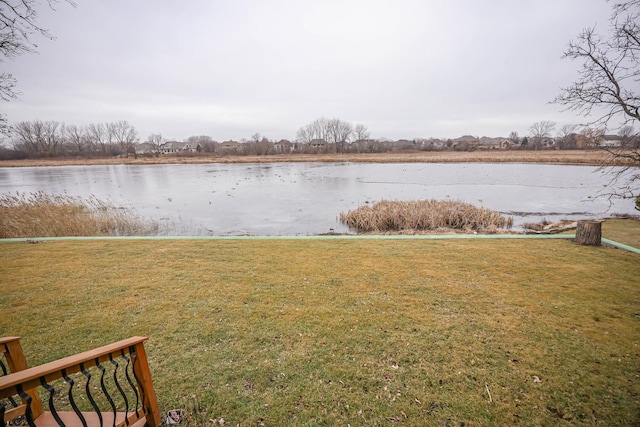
[2, 0, 614, 142]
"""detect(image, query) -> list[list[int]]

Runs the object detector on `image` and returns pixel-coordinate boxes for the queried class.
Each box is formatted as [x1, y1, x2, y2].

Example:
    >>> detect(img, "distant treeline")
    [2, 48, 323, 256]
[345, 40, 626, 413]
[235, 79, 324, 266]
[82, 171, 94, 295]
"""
[0, 118, 636, 160]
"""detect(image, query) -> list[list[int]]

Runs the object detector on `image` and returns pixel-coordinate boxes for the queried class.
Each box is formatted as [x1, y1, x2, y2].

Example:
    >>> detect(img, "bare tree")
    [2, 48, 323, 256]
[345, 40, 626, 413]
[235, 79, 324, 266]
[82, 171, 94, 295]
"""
[245, 132, 261, 155]
[87, 122, 107, 154]
[354, 123, 370, 141]
[64, 124, 87, 154]
[554, 1, 639, 199]
[326, 118, 352, 153]
[11, 120, 40, 154]
[617, 124, 637, 147]
[556, 124, 578, 149]
[529, 121, 556, 150]
[580, 126, 605, 148]
[296, 117, 355, 152]
[296, 118, 327, 144]
[1, 0, 75, 132]
[146, 133, 164, 155]
[257, 137, 272, 155]
[111, 120, 137, 157]
[554, 1, 639, 128]
[295, 124, 314, 144]
[104, 122, 117, 153]
[187, 135, 215, 152]
[41, 120, 61, 155]
[11, 119, 62, 156]
[0, 113, 8, 135]
[508, 131, 520, 145]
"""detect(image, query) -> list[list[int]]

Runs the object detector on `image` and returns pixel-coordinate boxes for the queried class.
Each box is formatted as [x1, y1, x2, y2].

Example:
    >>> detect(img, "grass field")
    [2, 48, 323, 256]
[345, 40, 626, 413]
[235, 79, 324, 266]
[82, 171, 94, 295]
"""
[1, 231, 639, 425]
[603, 218, 640, 248]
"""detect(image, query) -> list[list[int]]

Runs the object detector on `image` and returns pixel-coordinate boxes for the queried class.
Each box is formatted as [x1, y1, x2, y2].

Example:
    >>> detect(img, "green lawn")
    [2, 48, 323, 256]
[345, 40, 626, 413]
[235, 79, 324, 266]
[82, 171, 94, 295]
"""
[603, 218, 640, 248]
[1, 236, 639, 426]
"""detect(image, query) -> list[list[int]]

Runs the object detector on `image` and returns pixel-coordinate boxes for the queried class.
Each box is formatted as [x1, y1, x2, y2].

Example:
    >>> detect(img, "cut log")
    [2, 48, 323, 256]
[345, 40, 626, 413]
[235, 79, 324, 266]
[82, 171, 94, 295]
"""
[575, 220, 602, 246]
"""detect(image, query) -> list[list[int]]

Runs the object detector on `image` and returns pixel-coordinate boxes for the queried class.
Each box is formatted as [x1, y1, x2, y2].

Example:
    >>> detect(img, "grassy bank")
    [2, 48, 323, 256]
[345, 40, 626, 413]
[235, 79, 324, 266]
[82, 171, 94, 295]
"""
[1, 236, 639, 425]
[603, 218, 640, 248]
[0, 150, 623, 167]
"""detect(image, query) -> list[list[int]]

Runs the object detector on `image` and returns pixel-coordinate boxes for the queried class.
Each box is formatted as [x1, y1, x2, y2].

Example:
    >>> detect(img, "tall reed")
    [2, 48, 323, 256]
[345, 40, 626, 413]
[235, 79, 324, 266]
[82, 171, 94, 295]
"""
[340, 199, 513, 233]
[0, 191, 159, 238]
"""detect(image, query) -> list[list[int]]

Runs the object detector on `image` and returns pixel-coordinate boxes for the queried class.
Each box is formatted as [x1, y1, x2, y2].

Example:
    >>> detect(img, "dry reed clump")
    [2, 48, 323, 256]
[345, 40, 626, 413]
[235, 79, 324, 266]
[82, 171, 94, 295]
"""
[340, 199, 514, 233]
[0, 191, 159, 238]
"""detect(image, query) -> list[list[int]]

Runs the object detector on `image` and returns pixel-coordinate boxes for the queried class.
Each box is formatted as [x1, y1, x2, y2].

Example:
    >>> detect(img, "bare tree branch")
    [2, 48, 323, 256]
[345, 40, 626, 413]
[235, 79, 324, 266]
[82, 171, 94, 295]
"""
[296, 117, 356, 153]
[554, 0, 640, 202]
[0, 0, 75, 133]
[529, 120, 556, 150]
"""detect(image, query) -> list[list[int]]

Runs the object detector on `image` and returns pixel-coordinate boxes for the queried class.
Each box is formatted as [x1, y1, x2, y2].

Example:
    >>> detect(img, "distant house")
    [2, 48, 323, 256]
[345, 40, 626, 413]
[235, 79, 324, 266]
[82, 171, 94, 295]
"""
[351, 139, 377, 153]
[478, 137, 511, 149]
[418, 138, 446, 151]
[135, 142, 157, 155]
[219, 140, 244, 154]
[306, 139, 329, 153]
[451, 135, 478, 150]
[447, 135, 512, 150]
[160, 141, 186, 154]
[183, 142, 202, 152]
[392, 139, 417, 151]
[309, 139, 328, 149]
[575, 133, 601, 149]
[160, 141, 202, 154]
[541, 137, 556, 148]
[273, 139, 293, 153]
[601, 135, 622, 147]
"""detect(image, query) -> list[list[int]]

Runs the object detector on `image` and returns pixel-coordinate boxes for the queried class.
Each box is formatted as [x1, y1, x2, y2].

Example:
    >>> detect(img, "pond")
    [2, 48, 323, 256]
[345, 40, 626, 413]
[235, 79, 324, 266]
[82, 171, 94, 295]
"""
[0, 162, 637, 235]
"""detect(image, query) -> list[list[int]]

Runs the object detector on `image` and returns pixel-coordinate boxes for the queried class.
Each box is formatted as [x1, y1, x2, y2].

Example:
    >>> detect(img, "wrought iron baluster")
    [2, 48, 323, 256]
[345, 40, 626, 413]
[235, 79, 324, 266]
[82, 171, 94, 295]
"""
[109, 353, 130, 425]
[40, 376, 64, 427]
[81, 362, 104, 427]
[129, 348, 148, 415]
[0, 359, 19, 408]
[96, 358, 117, 427]
[16, 384, 36, 427]
[1, 401, 6, 426]
[63, 368, 87, 427]
[121, 349, 140, 414]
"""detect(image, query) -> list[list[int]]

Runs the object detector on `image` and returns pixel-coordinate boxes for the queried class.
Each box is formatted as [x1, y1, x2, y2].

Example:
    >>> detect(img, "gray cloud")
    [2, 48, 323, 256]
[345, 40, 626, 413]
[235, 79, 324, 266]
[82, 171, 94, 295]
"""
[2, 0, 613, 141]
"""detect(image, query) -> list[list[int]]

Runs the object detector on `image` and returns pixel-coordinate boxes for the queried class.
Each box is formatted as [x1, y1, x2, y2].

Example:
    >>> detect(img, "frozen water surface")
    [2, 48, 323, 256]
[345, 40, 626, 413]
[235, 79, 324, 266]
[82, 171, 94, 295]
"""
[0, 162, 637, 235]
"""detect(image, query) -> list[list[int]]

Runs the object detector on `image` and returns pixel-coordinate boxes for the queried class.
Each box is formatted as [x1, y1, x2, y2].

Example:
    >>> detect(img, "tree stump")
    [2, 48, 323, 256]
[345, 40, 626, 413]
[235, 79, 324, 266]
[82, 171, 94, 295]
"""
[575, 220, 602, 246]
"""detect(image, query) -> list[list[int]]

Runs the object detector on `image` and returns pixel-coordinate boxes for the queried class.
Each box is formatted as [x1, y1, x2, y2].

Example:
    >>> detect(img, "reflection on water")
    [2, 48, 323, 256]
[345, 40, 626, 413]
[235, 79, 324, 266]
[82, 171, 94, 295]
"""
[0, 162, 637, 235]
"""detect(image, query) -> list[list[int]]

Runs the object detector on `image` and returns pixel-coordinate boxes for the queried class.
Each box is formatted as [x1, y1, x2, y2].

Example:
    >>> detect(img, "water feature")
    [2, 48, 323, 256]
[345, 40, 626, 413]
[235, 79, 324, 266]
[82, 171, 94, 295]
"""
[0, 162, 637, 235]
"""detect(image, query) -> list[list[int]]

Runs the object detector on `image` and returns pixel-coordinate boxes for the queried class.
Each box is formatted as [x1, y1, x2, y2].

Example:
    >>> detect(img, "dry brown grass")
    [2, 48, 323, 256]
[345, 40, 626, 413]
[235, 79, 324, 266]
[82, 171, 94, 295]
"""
[1, 237, 638, 425]
[0, 192, 159, 238]
[603, 218, 640, 247]
[340, 199, 513, 233]
[0, 150, 623, 167]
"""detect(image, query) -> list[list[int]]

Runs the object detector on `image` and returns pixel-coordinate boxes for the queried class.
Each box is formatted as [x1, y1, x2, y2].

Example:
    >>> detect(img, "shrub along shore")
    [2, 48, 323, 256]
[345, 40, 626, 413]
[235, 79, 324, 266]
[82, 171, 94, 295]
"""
[0, 192, 159, 238]
[1, 193, 520, 238]
[340, 200, 513, 233]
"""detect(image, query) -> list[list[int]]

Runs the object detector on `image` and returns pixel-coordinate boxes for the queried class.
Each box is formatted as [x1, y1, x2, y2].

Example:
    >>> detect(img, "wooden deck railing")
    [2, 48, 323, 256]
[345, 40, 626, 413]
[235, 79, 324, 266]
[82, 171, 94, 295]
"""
[0, 336, 161, 427]
[0, 336, 44, 422]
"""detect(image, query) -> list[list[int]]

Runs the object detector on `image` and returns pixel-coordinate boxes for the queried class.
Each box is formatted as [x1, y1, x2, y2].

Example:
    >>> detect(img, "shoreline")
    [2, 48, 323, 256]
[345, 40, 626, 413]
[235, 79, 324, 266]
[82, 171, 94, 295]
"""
[0, 149, 625, 167]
